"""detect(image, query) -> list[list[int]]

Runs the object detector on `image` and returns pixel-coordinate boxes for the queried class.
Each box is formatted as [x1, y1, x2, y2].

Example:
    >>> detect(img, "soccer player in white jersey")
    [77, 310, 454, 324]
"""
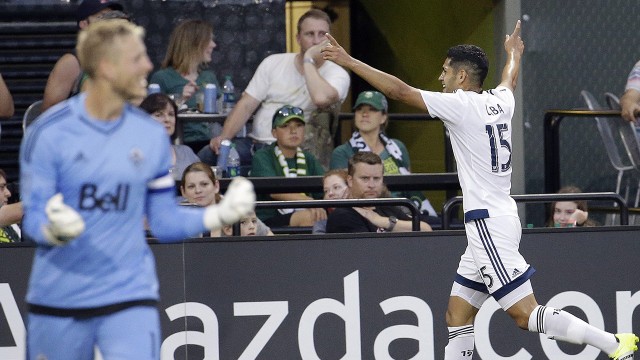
[20, 20, 255, 360]
[322, 21, 638, 360]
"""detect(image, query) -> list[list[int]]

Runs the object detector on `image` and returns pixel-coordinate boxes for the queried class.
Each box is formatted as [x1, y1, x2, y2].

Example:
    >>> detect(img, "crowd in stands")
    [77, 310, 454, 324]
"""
[3, 1, 637, 242]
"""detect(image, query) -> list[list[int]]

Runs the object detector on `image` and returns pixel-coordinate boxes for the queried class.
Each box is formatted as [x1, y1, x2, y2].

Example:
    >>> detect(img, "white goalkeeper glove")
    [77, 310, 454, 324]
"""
[42, 193, 85, 246]
[204, 177, 256, 230]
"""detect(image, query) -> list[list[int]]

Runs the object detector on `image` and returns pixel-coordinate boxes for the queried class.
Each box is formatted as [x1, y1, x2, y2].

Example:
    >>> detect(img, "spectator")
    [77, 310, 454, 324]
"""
[181, 162, 272, 236]
[326, 152, 432, 233]
[0, 73, 14, 118]
[330, 90, 437, 216]
[0, 169, 21, 243]
[251, 105, 326, 228]
[547, 185, 597, 227]
[221, 210, 272, 236]
[202, 8, 350, 169]
[322, 168, 350, 200]
[149, 19, 219, 150]
[312, 169, 349, 234]
[140, 93, 200, 180]
[42, 0, 125, 111]
[621, 60, 640, 124]
[19, 20, 254, 358]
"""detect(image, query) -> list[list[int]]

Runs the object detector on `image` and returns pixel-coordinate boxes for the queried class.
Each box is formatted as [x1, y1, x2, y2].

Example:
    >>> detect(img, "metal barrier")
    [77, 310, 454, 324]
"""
[543, 109, 621, 193]
[216, 173, 460, 194]
[441, 192, 629, 229]
[253, 198, 422, 232]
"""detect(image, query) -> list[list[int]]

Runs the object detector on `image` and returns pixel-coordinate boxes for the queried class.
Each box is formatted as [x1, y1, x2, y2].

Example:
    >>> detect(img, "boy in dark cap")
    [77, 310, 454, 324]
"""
[251, 105, 326, 228]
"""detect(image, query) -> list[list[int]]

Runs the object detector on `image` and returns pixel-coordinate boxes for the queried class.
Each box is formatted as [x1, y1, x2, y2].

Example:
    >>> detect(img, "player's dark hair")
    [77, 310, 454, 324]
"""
[447, 44, 489, 87]
[348, 151, 382, 176]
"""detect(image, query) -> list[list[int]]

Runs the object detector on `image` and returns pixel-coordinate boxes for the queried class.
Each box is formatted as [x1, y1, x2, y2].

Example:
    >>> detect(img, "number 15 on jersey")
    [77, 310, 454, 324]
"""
[486, 123, 512, 173]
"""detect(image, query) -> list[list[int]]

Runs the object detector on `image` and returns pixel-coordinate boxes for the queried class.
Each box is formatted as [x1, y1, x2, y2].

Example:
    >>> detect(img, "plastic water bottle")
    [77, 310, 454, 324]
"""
[148, 83, 160, 95]
[227, 143, 241, 178]
[204, 83, 217, 113]
[222, 75, 236, 114]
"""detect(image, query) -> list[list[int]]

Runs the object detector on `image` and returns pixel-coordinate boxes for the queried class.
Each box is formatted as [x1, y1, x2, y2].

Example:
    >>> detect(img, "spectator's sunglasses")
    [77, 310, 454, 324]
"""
[276, 106, 303, 118]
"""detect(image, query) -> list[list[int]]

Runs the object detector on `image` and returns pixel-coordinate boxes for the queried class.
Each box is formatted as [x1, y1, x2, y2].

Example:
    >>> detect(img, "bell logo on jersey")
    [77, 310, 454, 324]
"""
[79, 183, 130, 211]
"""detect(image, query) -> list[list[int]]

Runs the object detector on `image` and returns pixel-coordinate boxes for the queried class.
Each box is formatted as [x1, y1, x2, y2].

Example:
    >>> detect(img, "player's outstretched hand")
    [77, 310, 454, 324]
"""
[203, 177, 256, 230]
[321, 34, 353, 67]
[43, 193, 85, 246]
[504, 20, 524, 56]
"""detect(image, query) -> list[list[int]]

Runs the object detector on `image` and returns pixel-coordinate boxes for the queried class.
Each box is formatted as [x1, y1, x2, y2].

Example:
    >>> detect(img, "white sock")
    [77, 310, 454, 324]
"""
[527, 305, 618, 354]
[444, 325, 475, 359]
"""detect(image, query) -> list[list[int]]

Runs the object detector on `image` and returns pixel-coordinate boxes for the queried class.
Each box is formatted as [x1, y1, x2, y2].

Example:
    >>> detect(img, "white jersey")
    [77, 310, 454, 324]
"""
[421, 86, 518, 221]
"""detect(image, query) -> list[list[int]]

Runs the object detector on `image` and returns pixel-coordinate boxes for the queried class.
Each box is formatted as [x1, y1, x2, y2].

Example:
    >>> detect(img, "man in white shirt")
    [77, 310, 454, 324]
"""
[200, 9, 350, 169]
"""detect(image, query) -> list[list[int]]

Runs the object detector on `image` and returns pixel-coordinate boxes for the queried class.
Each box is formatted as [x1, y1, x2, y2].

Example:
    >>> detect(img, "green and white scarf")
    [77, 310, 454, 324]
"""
[274, 145, 308, 215]
[274, 145, 307, 177]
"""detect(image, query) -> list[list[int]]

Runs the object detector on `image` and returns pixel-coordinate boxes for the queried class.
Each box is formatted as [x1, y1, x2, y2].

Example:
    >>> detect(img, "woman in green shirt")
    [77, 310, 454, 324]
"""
[150, 19, 220, 147]
[330, 91, 426, 207]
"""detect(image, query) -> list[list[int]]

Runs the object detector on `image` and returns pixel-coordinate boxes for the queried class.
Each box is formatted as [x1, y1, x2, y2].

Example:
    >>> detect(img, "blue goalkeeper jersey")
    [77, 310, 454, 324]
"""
[20, 93, 207, 309]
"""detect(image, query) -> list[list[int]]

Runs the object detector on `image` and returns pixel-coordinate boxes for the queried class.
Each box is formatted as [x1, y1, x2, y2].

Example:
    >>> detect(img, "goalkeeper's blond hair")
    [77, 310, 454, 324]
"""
[76, 19, 145, 79]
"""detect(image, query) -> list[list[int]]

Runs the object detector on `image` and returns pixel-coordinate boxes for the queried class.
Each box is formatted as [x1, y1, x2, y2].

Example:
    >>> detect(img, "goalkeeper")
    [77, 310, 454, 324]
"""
[19, 20, 255, 360]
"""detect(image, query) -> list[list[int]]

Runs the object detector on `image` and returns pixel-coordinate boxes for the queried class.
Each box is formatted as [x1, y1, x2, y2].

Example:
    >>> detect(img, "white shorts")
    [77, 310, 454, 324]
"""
[455, 215, 535, 303]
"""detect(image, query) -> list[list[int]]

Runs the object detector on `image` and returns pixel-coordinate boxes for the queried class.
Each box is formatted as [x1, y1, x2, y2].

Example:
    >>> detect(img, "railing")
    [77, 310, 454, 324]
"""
[441, 192, 629, 229]
[252, 198, 422, 233]
[543, 109, 621, 193]
[215, 173, 460, 194]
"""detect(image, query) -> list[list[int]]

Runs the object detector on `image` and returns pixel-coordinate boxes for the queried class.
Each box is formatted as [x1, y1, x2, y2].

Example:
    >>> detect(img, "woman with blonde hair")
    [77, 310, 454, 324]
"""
[150, 19, 220, 148]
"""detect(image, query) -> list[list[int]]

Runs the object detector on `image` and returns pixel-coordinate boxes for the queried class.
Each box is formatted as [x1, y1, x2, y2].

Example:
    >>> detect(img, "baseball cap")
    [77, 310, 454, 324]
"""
[77, 0, 124, 22]
[272, 105, 305, 129]
[353, 90, 388, 112]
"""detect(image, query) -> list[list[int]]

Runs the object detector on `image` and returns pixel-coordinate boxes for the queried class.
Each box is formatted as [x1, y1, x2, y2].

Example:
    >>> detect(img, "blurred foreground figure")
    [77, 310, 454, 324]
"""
[20, 20, 254, 360]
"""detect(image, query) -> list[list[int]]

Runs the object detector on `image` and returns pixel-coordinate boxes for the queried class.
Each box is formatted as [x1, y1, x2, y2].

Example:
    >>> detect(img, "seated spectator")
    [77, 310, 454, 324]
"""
[42, 0, 125, 111]
[251, 105, 326, 228]
[621, 59, 640, 124]
[547, 185, 597, 227]
[0, 169, 21, 242]
[222, 210, 274, 236]
[180, 162, 271, 236]
[149, 19, 219, 151]
[0, 73, 14, 118]
[330, 90, 437, 216]
[313, 169, 349, 234]
[327, 152, 432, 233]
[140, 93, 199, 180]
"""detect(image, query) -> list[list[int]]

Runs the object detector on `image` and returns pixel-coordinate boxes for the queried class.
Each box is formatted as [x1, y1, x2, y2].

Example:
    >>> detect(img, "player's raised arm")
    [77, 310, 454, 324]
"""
[499, 20, 525, 92]
[321, 34, 427, 111]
